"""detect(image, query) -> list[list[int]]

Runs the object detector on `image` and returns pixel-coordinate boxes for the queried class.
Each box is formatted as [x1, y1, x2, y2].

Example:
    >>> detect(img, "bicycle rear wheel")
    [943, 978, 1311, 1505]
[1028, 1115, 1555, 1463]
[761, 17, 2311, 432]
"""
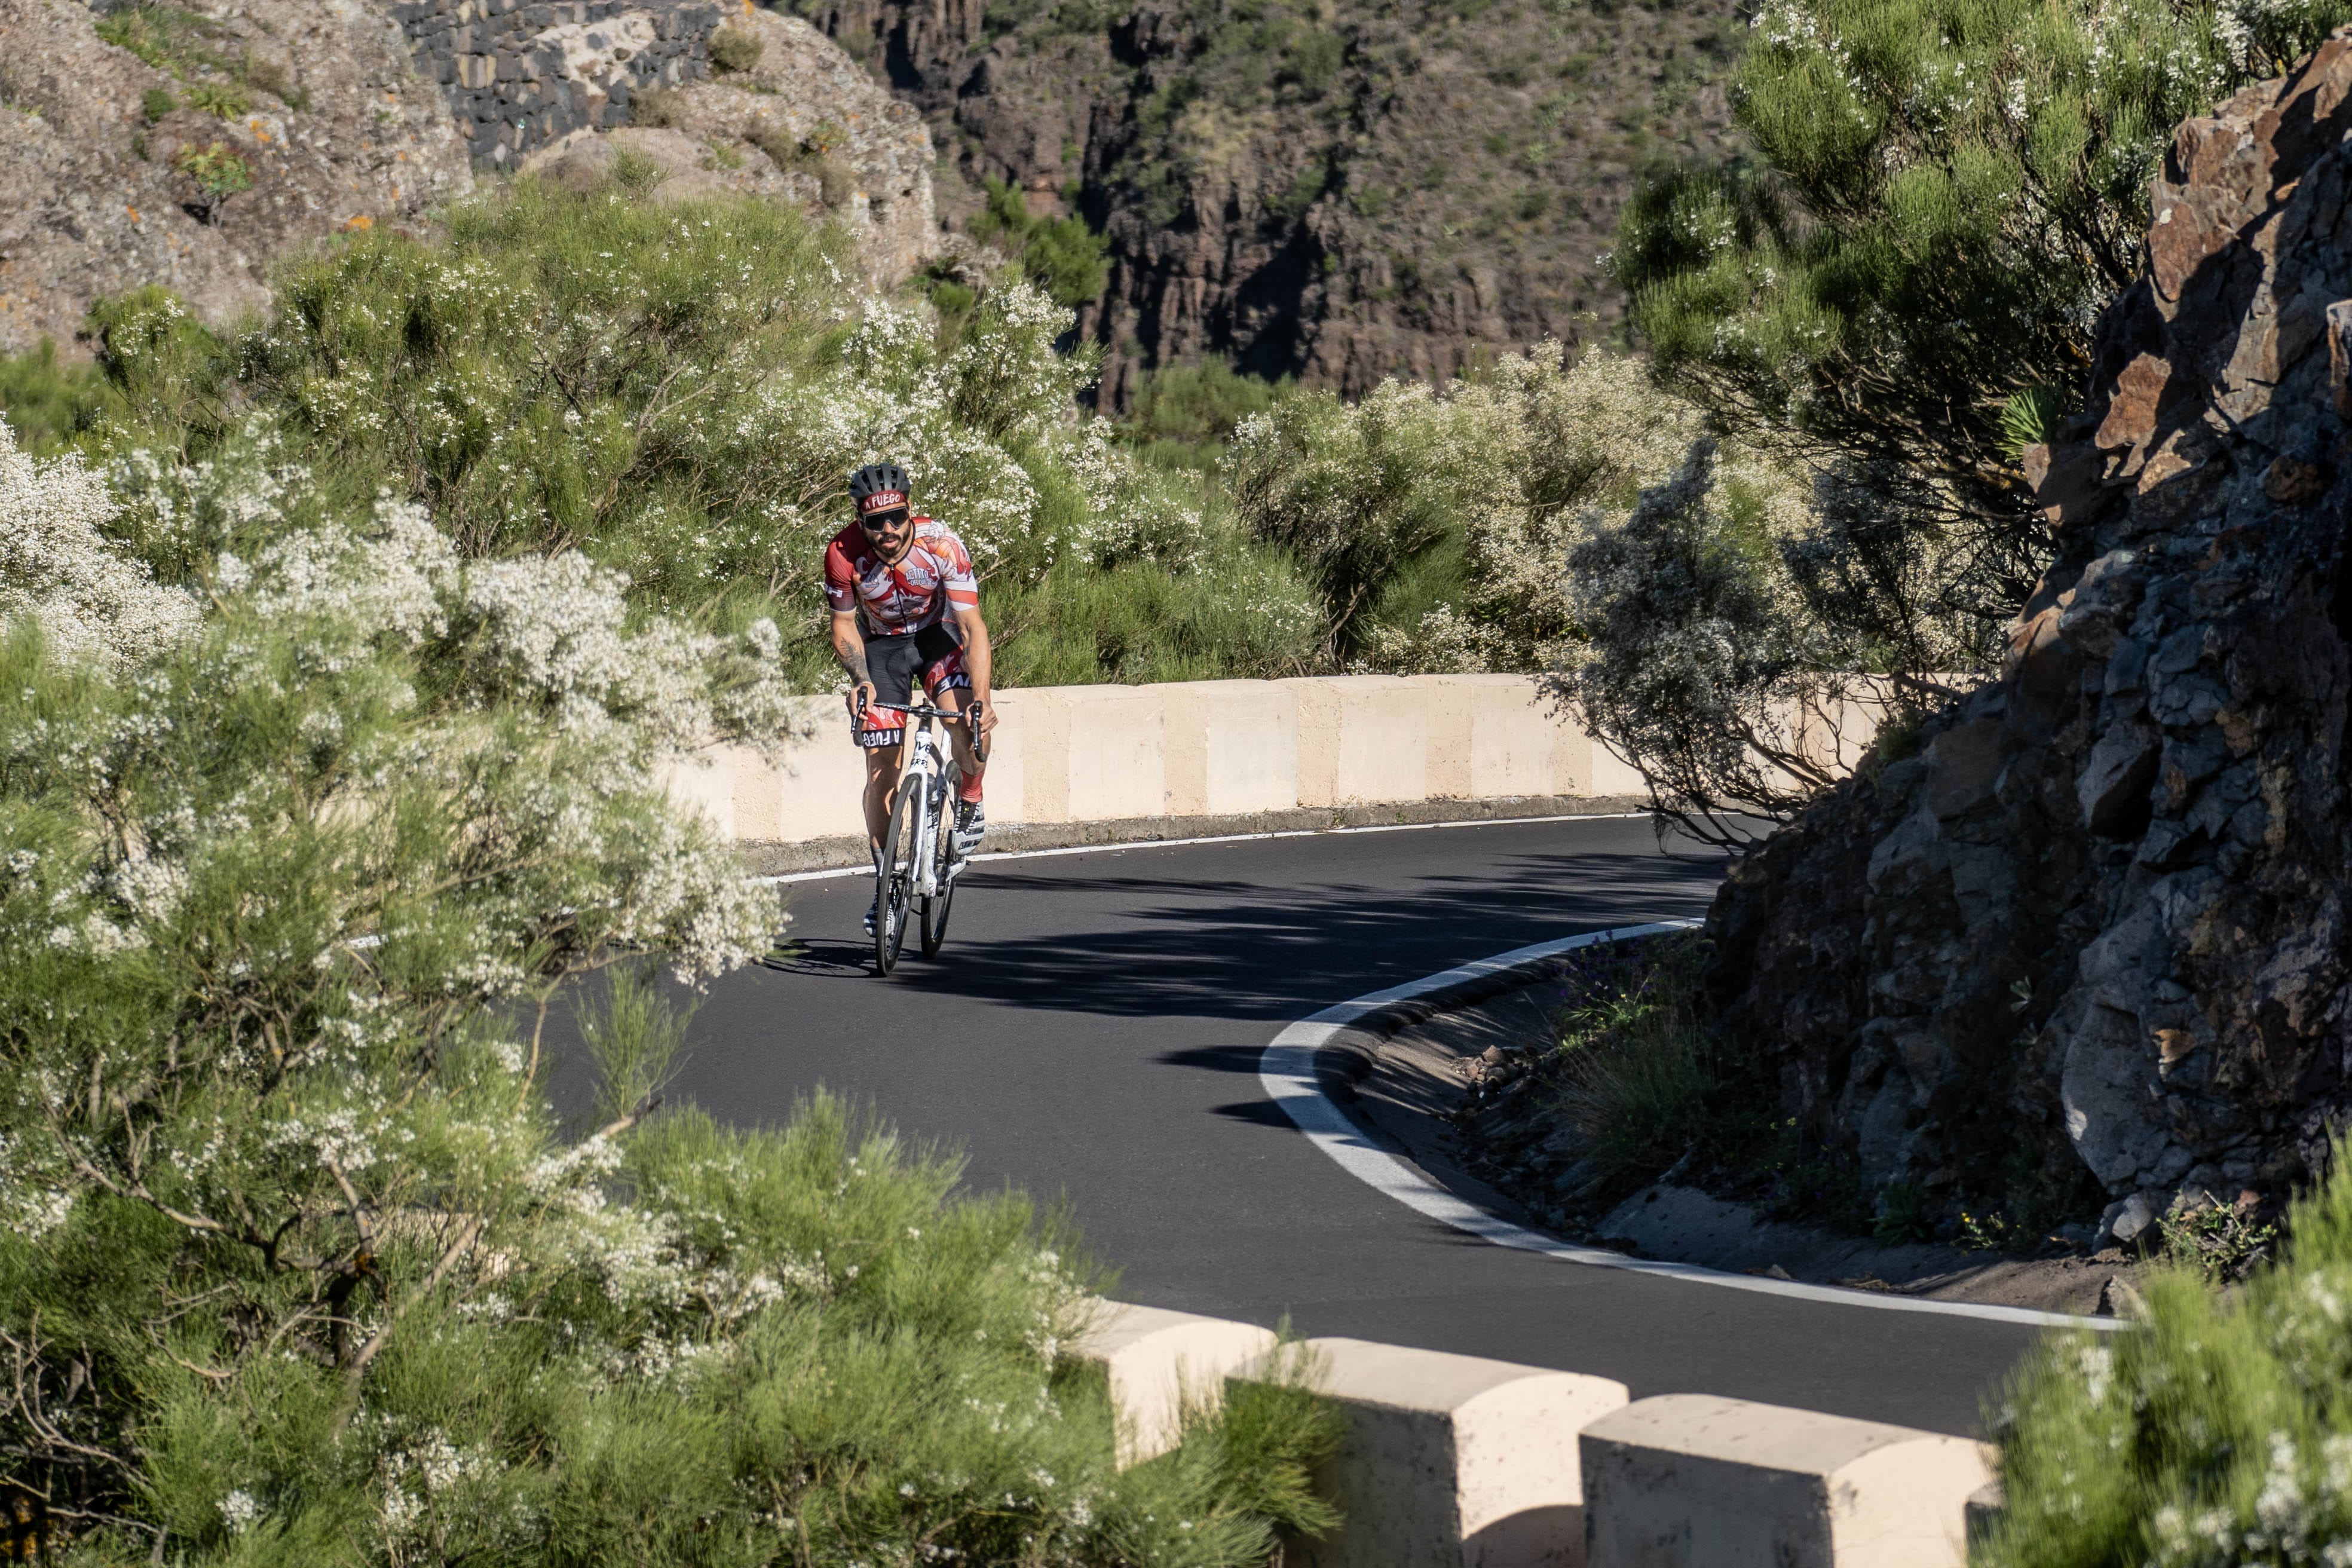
[874, 778, 921, 975]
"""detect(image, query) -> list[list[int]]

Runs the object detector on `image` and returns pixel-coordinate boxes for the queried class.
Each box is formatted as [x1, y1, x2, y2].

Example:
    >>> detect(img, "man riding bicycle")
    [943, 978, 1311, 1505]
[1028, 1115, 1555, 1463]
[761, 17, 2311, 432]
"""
[825, 462, 997, 935]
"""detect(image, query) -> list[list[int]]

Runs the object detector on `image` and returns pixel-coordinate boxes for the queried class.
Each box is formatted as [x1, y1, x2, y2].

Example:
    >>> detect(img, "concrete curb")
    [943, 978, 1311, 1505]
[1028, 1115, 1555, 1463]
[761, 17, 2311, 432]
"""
[1257, 930, 2124, 1333]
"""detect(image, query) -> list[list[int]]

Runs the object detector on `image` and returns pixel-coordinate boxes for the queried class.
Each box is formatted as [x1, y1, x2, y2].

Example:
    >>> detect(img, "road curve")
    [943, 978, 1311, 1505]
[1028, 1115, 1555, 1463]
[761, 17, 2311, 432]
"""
[605, 817, 2041, 1437]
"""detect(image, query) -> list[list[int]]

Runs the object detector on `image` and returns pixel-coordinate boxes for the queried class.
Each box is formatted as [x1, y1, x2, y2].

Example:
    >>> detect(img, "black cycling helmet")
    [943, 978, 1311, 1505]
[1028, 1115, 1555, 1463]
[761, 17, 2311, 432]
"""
[848, 461, 913, 521]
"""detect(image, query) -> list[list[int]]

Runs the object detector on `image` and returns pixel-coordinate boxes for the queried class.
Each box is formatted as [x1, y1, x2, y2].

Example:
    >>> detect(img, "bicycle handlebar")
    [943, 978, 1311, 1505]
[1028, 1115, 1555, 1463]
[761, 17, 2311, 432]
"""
[857, 697, 977, 722]
[855, 693, 988, 765]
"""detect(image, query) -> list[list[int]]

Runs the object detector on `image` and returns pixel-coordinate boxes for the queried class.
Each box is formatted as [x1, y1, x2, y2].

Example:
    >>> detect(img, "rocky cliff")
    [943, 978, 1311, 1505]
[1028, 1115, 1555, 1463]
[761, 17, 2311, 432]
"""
[0, 0, 932, 359]
[790, 0, 1741, 399]
[0, 0, 473, 357]
[516, 7, 938, 286]
[1708, 36, 2352, 1241]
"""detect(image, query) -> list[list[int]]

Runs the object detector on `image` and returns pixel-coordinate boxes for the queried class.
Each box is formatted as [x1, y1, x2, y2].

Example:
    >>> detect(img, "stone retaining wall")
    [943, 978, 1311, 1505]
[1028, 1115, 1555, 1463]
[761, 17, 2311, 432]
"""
[664, 673, 1656, 852]
[384, 0, 722, 164]
[1073, 1300, 1993, 1568]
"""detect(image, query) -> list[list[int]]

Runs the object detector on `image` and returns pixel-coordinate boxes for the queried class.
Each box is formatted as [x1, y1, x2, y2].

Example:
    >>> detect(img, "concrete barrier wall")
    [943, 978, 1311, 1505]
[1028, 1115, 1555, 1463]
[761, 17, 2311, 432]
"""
[1068, 1300, 1992, 1568]
[667, 673, 1652, 846]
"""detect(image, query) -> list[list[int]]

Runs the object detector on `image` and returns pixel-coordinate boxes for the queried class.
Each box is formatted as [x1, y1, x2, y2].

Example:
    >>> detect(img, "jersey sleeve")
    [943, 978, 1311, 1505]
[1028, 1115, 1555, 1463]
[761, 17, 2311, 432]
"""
[936, 529, 979, 611]
[822, 532, 858, 614]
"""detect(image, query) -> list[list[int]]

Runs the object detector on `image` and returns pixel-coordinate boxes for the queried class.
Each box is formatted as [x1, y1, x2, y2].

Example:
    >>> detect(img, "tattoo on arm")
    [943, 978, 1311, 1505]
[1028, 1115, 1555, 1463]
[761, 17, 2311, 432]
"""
[834, 623, 871, 685]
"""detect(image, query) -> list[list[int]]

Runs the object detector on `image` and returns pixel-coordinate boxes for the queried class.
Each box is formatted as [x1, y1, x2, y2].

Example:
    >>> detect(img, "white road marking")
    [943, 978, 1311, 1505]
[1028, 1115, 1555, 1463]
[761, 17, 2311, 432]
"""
[1258, 926, 2125, 1333]
[757, 813, 1655, 885]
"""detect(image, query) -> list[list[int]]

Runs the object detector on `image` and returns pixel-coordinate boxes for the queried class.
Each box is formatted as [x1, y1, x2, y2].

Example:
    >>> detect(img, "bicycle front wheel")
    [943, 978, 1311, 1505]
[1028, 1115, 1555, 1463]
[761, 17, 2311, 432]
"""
[874, 779, 921, 975]
[920, 768, 961, 958]
[919, 850, 956, 958]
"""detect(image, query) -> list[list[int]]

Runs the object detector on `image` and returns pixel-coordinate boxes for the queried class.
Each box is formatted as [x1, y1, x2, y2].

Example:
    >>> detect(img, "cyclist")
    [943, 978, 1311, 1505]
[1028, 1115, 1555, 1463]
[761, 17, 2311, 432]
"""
[825, 462, 997, 934]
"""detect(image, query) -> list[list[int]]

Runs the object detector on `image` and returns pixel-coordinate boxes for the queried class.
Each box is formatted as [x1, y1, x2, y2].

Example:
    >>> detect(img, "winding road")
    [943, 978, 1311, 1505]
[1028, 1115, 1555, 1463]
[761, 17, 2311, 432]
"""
[601, 816, 2043, 1437]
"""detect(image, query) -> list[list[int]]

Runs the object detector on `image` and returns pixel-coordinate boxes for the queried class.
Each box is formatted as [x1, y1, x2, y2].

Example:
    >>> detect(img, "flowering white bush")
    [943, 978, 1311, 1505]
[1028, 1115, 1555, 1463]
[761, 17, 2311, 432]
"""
[1224, 343, 1781, 671]
[0, 463, 1334, 1562]
[0, 416, 198, 667]
[1981, 1160, 2352, 1568]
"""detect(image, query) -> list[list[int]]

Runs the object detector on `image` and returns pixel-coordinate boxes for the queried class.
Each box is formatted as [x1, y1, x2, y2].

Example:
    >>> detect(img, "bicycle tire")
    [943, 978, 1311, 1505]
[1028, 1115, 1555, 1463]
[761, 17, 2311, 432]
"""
[874, 777, 921, 975]
[920, 800, 956, 960]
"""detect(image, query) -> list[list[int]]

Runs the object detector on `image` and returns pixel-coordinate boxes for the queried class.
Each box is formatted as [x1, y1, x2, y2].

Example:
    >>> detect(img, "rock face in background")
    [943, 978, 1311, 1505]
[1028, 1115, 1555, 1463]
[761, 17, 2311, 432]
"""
[0, 0, 472, 357]
[1708, 36, 2352, 1232]
[514, 7, 936, 285]
[0, 0, 935, 357]
[385, 0, 720, 167]
[792, 0, 1742, 400]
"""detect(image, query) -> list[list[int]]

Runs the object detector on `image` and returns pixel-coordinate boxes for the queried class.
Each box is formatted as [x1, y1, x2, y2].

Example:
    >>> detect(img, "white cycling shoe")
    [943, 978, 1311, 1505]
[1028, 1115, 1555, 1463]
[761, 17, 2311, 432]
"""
[951, 799, 985, 859]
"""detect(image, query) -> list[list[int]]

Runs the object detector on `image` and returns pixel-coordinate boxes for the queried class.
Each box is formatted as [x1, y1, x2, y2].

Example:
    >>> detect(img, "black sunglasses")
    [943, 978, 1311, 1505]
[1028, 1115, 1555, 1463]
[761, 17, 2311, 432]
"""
[860, 509, 911, 534]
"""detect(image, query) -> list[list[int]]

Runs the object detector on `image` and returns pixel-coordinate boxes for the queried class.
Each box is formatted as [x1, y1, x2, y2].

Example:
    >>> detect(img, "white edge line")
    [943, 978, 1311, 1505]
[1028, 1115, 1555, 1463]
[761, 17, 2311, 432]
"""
[1258, 924, 2125, 1334]
[756, 813, 1657, 885]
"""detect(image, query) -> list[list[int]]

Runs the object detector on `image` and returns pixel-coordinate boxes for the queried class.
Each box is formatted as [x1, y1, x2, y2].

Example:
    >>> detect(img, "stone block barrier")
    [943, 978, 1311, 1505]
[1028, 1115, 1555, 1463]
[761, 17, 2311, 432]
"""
[1275, 1337, 1628, 1568]
[1579, 1394, 1990, 1568]
[1070, 1302, 1278, 1468]
[1068, 1301, 1992, 1568]
[664, 673, 1656, 862]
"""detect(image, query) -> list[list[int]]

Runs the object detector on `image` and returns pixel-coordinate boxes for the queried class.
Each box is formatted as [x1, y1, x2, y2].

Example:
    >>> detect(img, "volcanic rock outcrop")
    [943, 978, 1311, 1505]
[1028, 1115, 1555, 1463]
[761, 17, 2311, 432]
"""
[1708, 36, 2352, 1232]
[797, 0, 1741, 400]
[0, 0, 936, 355]
[517, 7, 936, 287]
[0, 0, 472, 357]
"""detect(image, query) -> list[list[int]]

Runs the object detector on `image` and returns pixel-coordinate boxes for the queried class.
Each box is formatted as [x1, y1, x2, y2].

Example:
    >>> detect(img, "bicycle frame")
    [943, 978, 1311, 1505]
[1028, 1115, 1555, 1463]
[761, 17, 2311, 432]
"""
[869, 699, 970, 898]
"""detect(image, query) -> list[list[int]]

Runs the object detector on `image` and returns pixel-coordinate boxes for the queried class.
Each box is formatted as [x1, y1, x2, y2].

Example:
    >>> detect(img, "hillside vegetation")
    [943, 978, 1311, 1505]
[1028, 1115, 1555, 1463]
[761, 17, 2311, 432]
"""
[0, 178, 1326, 690]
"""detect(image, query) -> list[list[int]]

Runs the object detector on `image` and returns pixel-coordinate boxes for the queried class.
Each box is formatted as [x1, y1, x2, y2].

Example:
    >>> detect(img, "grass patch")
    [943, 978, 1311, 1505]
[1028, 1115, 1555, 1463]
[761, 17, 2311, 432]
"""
[1541, 933, 1720, 1184]
[708, 22, 765, 72]
[96, 4, 302, 109]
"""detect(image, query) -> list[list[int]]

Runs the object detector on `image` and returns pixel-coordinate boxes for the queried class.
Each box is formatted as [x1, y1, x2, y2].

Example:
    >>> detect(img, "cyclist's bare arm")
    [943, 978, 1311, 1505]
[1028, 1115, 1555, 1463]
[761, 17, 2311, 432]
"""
[831, 610, 876, 716]
[954, 603, 997, 736]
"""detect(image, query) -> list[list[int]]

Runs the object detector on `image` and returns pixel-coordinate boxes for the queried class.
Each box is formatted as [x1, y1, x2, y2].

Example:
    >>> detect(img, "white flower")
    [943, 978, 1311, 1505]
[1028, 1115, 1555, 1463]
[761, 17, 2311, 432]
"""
[220, 1489, 262, 1534]
[0, 418, 200, 668]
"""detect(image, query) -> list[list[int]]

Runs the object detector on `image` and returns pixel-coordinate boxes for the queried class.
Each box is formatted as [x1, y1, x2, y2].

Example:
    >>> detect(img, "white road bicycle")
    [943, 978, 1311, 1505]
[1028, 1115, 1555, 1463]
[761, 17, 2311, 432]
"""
[867, 697, 982, 975]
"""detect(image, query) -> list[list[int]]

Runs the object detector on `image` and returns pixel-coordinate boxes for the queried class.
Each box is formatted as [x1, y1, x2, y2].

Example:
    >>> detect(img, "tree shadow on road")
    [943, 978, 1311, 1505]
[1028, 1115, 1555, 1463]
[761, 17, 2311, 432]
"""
[868, 844, 1727, 1024]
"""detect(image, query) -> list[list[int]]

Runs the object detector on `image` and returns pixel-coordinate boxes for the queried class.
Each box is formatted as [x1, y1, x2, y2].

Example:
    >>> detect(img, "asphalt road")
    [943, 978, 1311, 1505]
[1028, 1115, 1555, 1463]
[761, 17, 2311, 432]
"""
[588, 816, 2041, 1437]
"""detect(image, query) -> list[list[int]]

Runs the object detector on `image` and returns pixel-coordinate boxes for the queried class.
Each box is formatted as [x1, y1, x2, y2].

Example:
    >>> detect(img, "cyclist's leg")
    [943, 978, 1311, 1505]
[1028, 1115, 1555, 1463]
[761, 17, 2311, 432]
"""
[917, 638, 983, 797]
[860, 635, 919, 847]
[862, 746, 901, 848]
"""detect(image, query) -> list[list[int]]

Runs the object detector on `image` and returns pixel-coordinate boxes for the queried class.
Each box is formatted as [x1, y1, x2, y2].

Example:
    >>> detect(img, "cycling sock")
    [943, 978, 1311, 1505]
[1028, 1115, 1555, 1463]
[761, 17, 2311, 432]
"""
[957, 774, 984, 804]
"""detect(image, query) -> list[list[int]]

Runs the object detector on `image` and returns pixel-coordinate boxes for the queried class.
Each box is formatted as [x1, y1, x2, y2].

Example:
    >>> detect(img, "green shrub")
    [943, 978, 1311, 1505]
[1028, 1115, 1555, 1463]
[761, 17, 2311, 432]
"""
[0, 338, 114, 453]
[708, 22, 765, 72]
[989, 541, 1322, 685]
[170, 140, 250, 222]
[1224, 342, 1745, 671]
[140, 85, 177, 121]
[972, 176, 1111, 307]
[1117, 361, 1291, 471]
[1980, 1153, 2352, 1568]
[184, 79, 248, 118]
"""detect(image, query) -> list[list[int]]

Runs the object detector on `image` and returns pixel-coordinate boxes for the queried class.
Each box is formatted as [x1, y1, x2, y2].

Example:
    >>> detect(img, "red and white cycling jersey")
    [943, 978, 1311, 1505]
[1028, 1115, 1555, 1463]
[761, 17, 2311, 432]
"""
[822, 517, 979, 636]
